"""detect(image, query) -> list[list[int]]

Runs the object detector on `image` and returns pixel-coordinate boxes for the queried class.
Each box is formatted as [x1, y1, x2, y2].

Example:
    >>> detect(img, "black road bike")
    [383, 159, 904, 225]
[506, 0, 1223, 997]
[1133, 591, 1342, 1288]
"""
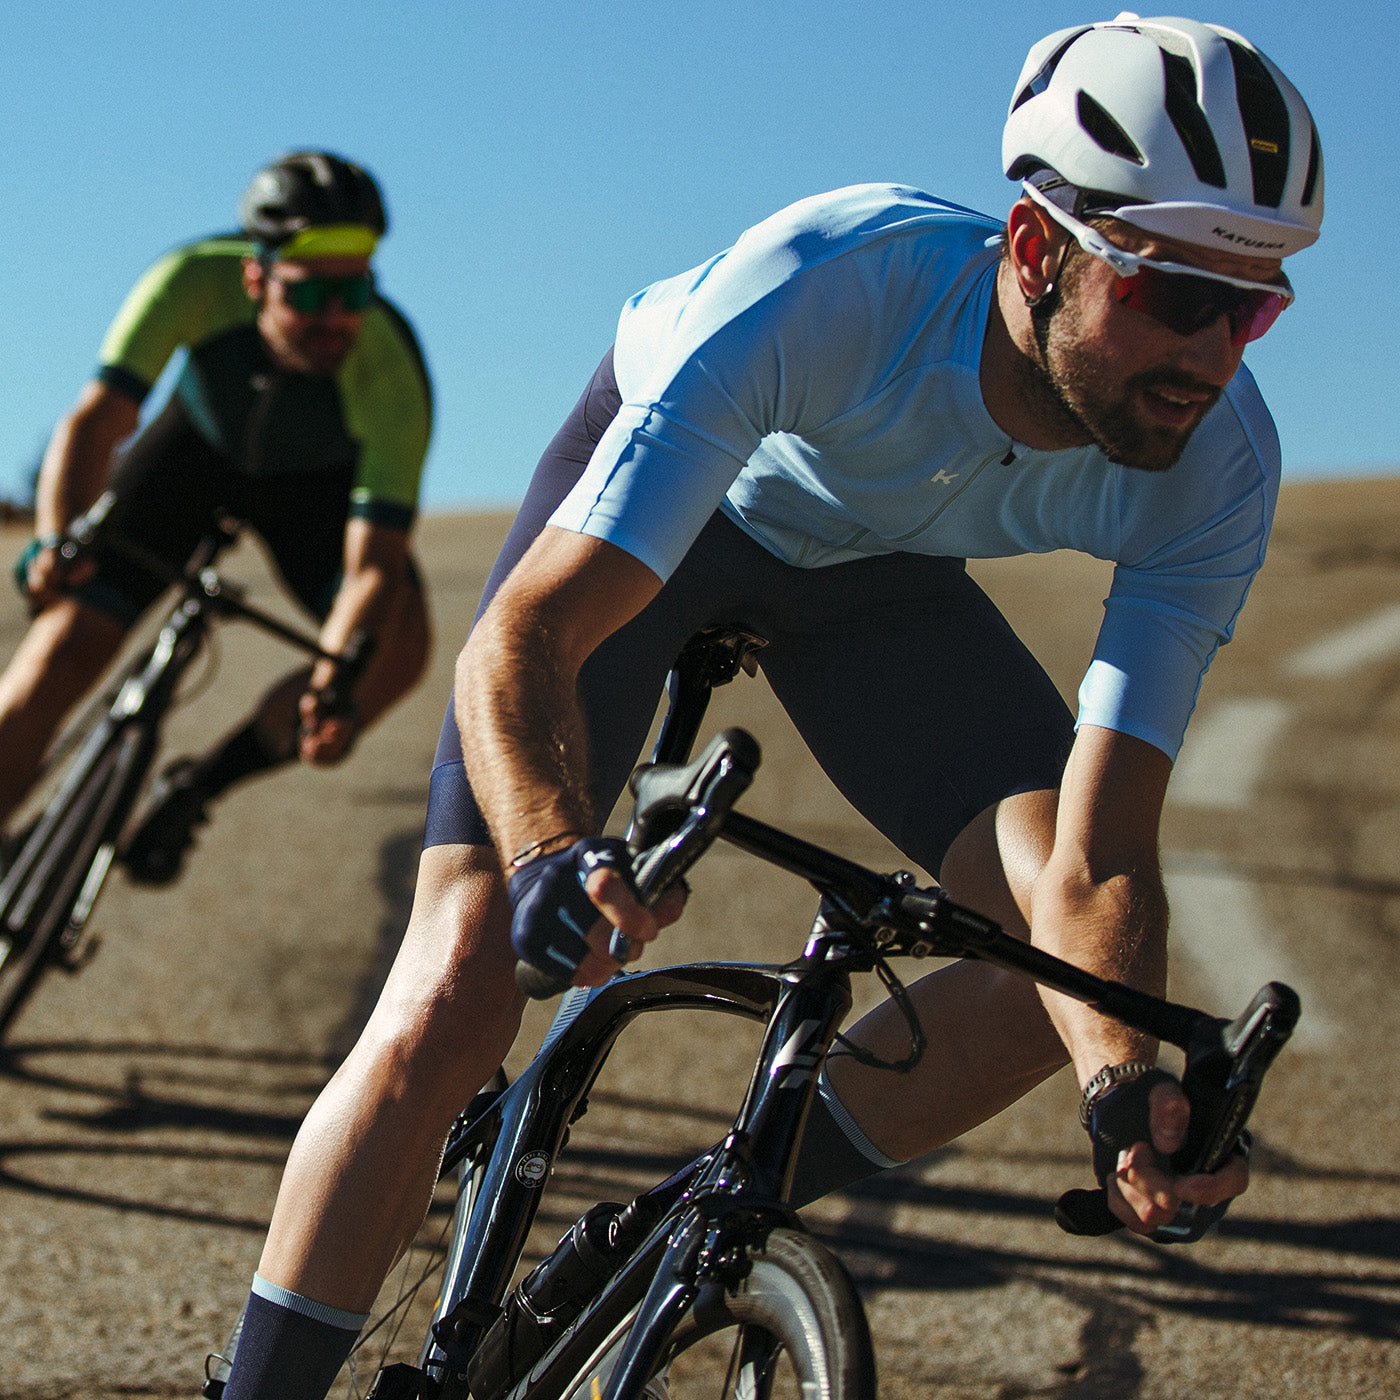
[0, 492, 370, 1040]
[334, 627, 1298, 1400]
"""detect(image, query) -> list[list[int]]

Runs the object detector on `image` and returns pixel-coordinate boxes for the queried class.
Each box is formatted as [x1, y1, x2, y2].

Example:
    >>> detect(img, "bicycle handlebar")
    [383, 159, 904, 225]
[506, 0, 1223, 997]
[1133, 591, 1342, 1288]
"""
[512, 729, 760, 999]
[306, 629, 377, 718]
[49, 491, 376, 687]
[58, 490, 232, 586]
[58, 489, 116, 555]
[513, 725, 1300, 1238]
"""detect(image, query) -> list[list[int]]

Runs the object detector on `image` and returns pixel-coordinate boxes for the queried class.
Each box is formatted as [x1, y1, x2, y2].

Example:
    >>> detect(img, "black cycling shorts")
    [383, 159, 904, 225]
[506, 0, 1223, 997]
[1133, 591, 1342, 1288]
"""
[75, 395, 360, 627]
[425, 349, 1075, 876]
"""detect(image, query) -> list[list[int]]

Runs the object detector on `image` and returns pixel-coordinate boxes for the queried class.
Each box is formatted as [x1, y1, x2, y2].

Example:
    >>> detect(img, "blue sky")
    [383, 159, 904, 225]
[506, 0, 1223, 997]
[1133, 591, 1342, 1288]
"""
[1, 1, 1393, 510]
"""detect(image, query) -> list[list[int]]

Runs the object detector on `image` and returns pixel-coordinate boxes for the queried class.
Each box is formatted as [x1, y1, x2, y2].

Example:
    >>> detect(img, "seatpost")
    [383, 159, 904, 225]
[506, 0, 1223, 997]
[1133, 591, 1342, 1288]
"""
[648, 626, 768, 768]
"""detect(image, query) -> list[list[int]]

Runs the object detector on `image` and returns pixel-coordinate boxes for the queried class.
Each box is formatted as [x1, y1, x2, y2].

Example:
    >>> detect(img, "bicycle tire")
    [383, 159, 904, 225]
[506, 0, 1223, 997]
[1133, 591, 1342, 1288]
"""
[551, 1228, 876, 1400]
[0, 721, 152, 1037]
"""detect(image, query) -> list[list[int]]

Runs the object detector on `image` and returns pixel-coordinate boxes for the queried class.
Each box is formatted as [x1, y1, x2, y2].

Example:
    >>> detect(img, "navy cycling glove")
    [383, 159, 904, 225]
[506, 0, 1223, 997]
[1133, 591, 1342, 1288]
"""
[1056, 1067, 1235, 1243]
[508, 837, 633, 995]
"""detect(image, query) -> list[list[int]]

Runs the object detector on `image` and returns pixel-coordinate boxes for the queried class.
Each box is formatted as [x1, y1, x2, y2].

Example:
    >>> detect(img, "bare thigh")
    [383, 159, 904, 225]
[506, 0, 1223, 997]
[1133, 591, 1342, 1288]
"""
[0, 598, 127, 820]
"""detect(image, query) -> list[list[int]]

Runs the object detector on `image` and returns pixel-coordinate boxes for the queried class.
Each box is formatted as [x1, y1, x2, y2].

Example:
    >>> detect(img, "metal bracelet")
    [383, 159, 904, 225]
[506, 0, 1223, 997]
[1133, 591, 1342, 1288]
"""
[509, 830, 586, 868]
[1079, 1059, 1159, 1128]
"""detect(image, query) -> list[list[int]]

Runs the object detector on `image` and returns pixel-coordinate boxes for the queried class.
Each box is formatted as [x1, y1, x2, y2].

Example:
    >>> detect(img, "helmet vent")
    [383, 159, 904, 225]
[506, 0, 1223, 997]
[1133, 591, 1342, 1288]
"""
[1161, 52, 1227, 189]
[1076, 90, 1144, 165]
[1011, 29, 1090, 113]
[1301, 126, 1322, 208]
[1225, 39, 1291, 209]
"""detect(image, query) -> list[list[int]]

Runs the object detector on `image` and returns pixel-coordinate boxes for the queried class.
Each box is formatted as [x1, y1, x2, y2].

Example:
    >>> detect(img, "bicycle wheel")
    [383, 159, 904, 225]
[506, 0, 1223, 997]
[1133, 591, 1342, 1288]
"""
[0, 721, 151, 1037]
[556, 1228, 875, 1400]
[336, 1071, 512, 1394]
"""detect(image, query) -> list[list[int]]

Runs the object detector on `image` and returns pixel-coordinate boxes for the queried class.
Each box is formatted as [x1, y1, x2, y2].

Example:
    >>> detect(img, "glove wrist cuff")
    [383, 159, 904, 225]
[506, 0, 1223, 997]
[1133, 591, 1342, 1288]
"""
[1079, 1059, 1159, 1128]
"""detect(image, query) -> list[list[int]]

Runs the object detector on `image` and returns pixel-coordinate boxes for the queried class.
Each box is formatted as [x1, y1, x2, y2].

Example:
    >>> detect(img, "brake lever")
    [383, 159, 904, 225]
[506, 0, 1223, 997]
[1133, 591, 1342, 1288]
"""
[628, 727, 760, 901]
[310, 628, 377, 721]
[1056, 981, 1300, 1243]
[1153, 980, 1299, 1240]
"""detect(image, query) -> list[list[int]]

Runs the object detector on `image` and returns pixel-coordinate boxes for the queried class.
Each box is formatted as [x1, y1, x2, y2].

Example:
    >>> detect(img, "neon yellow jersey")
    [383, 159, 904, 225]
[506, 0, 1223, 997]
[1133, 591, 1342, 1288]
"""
[97, 237, 431, 530]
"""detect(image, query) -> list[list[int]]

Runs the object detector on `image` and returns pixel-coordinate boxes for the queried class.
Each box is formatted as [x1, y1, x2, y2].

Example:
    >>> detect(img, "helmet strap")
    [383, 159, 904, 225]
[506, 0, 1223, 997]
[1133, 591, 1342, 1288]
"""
[1026, 238, 1074, 365]
[1022, 226, 1073, 311]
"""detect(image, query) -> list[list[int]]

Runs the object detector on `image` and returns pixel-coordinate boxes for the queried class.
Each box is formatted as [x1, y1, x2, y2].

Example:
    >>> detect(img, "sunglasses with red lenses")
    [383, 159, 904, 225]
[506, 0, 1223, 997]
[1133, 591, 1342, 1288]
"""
[1111, 265, 1289, 347]
[1023, 182, 1293, 348]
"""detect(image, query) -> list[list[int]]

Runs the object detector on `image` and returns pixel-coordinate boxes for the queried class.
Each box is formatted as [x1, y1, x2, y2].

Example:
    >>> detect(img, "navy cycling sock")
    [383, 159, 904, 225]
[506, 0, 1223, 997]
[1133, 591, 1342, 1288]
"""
[789, 1067, 906, 1208]
[220, 1275, 367, 1400]
[195, 721, 293, 799]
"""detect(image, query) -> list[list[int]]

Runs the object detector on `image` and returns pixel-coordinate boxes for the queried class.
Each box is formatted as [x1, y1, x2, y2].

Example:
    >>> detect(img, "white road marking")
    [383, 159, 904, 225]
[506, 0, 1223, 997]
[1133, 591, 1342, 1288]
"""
[1160, 603, 1400, 1050]
[1168, 698, 1292, 810]
[1164, 864, 1337, 1049]
[1284, 602, 1400, 678]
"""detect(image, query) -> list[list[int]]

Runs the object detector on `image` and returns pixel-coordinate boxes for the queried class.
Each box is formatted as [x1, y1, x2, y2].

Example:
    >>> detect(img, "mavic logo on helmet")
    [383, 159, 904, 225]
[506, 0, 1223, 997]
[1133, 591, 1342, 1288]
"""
[1212, 227, 1286, 250]
[1250, 138, 1281, 155]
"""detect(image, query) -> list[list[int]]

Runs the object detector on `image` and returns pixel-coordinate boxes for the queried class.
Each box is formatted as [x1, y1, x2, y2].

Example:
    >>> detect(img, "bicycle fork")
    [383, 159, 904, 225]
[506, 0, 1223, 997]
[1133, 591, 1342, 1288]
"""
[585, 953, 854, 1400]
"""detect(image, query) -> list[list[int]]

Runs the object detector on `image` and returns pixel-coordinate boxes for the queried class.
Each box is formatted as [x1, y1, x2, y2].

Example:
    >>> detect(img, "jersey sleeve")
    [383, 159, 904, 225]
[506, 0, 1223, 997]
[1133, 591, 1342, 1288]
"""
[97, 240, 254, 402]
[339, 300, 433, 532]
[549, 203, 919, 580]
[1077, 376, 1280, 761]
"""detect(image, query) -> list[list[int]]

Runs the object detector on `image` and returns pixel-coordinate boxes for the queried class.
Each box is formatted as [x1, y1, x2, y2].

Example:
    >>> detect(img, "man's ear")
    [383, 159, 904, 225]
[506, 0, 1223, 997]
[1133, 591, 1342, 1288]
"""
[242, 256, 266, 302]
[1006, 197, 1065, 304]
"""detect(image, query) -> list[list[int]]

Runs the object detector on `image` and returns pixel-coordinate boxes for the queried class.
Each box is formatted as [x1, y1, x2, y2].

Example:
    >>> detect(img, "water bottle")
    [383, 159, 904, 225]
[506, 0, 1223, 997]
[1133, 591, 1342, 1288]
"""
[466, 1201, 625, 1396]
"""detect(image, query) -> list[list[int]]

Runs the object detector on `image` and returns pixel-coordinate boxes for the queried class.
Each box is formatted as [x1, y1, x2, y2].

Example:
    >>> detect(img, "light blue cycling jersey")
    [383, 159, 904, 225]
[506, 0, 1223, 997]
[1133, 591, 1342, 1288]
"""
[550, 184, 1280, 761]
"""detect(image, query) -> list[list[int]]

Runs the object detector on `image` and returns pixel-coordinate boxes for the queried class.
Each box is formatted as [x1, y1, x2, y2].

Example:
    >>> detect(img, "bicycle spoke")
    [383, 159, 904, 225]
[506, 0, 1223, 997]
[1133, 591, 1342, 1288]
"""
[349, 1178, 458, 1389]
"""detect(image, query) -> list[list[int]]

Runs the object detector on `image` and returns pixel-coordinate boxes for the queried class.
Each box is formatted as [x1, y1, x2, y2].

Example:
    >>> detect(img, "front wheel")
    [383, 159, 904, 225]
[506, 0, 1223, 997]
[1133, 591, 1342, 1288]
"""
[562, 1228, 876, 1400]
[0, 723, 148, 1037]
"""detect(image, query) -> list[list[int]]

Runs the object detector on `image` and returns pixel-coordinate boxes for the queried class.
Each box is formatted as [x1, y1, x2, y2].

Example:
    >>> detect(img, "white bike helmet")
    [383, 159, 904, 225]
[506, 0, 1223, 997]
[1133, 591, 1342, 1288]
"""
[1002, 13, 1322, 256]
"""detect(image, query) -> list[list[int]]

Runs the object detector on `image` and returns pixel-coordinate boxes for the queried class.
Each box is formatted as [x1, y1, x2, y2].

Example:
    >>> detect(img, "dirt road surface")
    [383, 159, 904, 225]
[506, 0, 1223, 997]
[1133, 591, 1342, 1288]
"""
[1, 482, 1397, 1399]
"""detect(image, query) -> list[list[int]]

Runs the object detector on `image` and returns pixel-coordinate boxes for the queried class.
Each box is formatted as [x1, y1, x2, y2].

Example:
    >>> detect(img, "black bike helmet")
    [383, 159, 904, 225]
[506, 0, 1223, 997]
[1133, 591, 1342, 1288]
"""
[239, 151, 387, 255]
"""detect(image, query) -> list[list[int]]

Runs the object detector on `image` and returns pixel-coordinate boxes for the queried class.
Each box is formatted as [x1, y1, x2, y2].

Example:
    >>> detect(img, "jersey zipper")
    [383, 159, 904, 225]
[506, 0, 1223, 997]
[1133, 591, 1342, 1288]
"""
[883, 448, 1004, 546]
[243, 370, 280, 474]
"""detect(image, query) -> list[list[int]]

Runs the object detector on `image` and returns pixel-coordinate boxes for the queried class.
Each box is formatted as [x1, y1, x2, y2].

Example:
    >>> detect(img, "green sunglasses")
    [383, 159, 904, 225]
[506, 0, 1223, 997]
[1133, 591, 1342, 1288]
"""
[272, 272, 375, 315]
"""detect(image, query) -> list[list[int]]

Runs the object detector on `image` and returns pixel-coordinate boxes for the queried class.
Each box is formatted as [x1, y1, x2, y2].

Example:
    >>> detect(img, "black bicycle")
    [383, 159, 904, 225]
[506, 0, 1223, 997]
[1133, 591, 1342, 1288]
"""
[0, 491, 370, 1040]
[322, 627, 1298, 1400]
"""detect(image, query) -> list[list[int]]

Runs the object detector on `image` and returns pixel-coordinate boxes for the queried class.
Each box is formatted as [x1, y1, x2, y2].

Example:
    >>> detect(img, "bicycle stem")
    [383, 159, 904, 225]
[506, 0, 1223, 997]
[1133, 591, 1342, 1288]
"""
[717, 808, 1205, 1053]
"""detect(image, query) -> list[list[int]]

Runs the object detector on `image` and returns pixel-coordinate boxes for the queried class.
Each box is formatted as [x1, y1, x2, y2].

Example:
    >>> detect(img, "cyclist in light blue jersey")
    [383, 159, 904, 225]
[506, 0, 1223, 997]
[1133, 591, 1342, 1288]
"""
[212, 19, 1324, 1398]
[556, 181, 1284, 763]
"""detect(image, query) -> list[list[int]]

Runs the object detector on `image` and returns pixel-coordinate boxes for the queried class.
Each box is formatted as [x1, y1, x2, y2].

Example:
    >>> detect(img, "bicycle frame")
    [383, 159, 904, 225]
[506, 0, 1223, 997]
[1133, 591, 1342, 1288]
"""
[369, 626, 1298, 1400]
[419, 943, 872, 1395]
[0, 600, 196, 936]
[421, 966, 780, 1372]
[0, 514, 366, 1030]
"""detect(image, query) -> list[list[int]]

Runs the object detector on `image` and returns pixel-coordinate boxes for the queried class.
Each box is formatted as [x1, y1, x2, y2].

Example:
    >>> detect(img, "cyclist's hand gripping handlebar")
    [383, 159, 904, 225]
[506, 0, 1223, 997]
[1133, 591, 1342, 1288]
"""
[1056, 980, 1300, 1242]
[12, 491, 119, 611]
[510, 838, 636, 1000]
[510, 728, 761, 999]
[15, 490, 228, 612]
[306, 629, 377, 723]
